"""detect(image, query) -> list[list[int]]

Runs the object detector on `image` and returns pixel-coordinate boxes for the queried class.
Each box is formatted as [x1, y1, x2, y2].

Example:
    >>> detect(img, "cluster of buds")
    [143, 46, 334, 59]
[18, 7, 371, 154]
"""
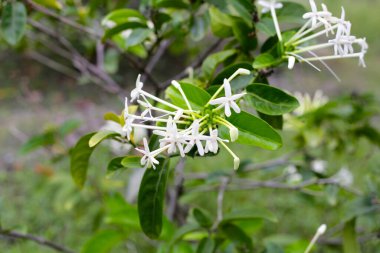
[122, 69, 251, 170]
[258, 0, 368, 76]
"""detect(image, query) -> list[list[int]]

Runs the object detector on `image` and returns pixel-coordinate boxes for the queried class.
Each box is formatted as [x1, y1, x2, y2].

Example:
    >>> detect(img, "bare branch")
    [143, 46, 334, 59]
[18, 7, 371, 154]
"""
[0, 229, 75, 253]
[167, 158, 186, 224]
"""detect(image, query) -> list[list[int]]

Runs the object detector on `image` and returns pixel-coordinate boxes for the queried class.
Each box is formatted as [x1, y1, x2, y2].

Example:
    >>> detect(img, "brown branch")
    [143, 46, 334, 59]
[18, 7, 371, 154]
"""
[0, 229, 75, 253]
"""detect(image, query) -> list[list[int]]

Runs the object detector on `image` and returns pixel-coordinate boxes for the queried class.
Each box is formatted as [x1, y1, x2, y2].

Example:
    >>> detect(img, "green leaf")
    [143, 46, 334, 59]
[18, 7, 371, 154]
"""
[102, 9, 147, 25]
[70, 133, 96, 189]
[155, 0, 190, 9]
[19, 131, 56, 154]
[343, 219, 362, 253]
[121, 156, 142, 168]
[33, 0, 62, 10]
[247, 84, 300, 115]
[221, 111, 282, 150]
[88, 130, 120, 147]
[221, 208, 278, 223]
[1, 2, 27, 46]
[190, 13, 209, 41]
[166, 82, 212, 110]
[138, 158, 170, 239]
[209, 6, 233, 38]
[81, 230, 125, 253]
[264, 243, 284, 253]
[231, 17, 257, 52]
[256, 17, 276, 37]
[58, 119, 81, 136]
[202, 49, 237, 79]
[211, 62, 254, 91]
[220, 223, 253, 253]
[170, 224, 202, 245]
[257, 112, 283, 130]
[193, 208, 213, 228]
[252, 53, 282, 69]
[104, 112, 122, 124]
[107, 157, 126, 173]
[103, 22, 148, 40]
[196, 237, 216, 253]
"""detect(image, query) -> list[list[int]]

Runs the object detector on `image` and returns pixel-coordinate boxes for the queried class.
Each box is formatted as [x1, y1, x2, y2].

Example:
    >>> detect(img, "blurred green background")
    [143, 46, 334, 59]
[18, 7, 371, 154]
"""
[0, 0, 379, 252]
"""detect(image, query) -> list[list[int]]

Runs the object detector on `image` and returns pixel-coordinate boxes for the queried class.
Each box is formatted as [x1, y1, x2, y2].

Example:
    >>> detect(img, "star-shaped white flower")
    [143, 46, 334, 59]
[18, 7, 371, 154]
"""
[131, 74, 144, 102]
[303, 0, 332, 28]
[209, 79, 246, 117]
[257, 0, 283, 13]
[122, 116, 135, 140]
[205, 129, 221, 154]
[153, 117, 187, 157]
[184, 120, 205, 156]
[136, 138, 160, 169]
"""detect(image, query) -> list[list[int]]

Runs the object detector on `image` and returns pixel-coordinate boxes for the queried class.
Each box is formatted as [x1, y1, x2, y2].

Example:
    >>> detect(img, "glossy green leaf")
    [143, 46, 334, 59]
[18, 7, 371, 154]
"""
[88, 130, 120, 148]
[258, 112, 283, 130]
[193, 208, 213, 228]
[252, 53, 282, 69]
[202, 49, 237, 79]
[107, 157, 126, 173]
[1, 2, 27, 46]
[220, 223, 253, 253]
[221, 208, 278, 223]
[81, 230, 125, 253]
[70, 133, 96, 189]
[121, 156, 142, 168]
[247, 84, 300, 115]
[104, 112, 121, 124]
[138, 158, 170, 239]
[256, 17, 276, 37]
[221, 111, 282, 150]
[343, 219, 361, 253]
[196, 237, 215, 253]
[166, 82, 212, 110]
[231, 17, 257, 52]
[102, 9, 147, 25]
[155, 0, 189, 9]
[211, 63, 254, 91]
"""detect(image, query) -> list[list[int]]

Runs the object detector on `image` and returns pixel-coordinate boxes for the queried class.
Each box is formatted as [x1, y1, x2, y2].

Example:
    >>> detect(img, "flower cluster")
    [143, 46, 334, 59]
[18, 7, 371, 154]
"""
[259, 0, 368, 75]
[122, 69, 250, 169]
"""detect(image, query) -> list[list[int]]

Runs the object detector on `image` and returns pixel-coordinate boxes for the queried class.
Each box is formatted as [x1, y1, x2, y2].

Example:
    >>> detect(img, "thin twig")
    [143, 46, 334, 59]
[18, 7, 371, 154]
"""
[212, 176, 229, 230]
[0, 229, 75, 253]
[167, 158, 186, 224]
[141, 40, 171, 83]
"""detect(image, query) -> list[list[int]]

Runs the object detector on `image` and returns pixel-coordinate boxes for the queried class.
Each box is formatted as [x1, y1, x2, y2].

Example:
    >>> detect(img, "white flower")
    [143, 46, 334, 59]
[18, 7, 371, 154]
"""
[288, 56, 296, 69]
[333, 167, 353, 186]
[205, 129, 220, 154]
[122, 117, 135, 140]
[311, 160, 327, 173]
[209, 79, 245, 117]
[184, 120, 205, 156]
[258, 0, 283, 13]
[303, 0, 332, 28]
[293, 90, 328, 116]
[153, 117, 187, 157]
[131, 74, 144, 102]
[135, 138, 160, 169]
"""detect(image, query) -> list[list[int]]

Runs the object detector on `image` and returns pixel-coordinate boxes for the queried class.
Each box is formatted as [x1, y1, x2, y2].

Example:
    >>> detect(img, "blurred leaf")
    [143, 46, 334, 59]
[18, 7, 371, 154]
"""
[88, 130, 120, 148]
[263, 243, 284, 253]
[220, 223, 253, 253]
[107, 157, 126, 173]
[196, 237, 216, 253]
[104, 112, 121, 124]
[1, 2, 27, 46]
[70, 133, 96, 188]
[138, 158, 170, 239]
[166, 82, 212, 110]
[190, 13, 209, 41]
[343, 218, 361, 253]
[81, 230, 125, 253]
[170, 224, 202, 245]
[343, 196, 380, 222]
[103, 22, 148, 40]
[193, 208, 213, 228]
[121, 156, 142, 168]
[247, 84, 300, 115]
[20, 130, 56, 154]
[125, 28, 152, 47]
[231, 17, 257, 52]
[256, 17, 276, 37]
[102, 8, 147, 25]
[202, 49, 237, 79]
[209, 6, 233, 38]
[221, 208, 278, 223]
[252, 53, 282, 69]
[33, 0, 62, 10]
[104, 194, 139, 229]
[58, 119, 81, 136]
[155, 0, 190, 9]
[221, 111, 282, 150]
[104, 48, 120, 74]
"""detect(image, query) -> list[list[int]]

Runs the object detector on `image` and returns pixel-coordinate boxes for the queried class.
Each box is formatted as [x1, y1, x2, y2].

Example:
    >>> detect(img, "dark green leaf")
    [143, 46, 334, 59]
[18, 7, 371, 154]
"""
[1, 2, 27, 45]
[220, 223, 253, 253]
[107, 157, 126, 173]
[19, 131, 56, 154]
[258, 112, 283, 130]
[221, 111, 282, 150]
[170, 224, 202, 245]
[70, 133, 96, 188]
[231, 17, 257, 52]
[247, 84, 300, 115]
[211, 63, 254, 91]
[343, 219, 361, 253]
[155, 0, 190, 9]
[209, 6, 233, 38]
[193, 208, 213, 228]
[166, 82, 212, 110]
[196, 237, 215, 253]
[89, 130, 120, 147]
[190, 14, 209, 41]
[103, 22, 148, 40]
[256, 17, 276, 37]
[202, 49, 237, 79]
[138, 158, 170, 239]
[252, 53, 282, 69]
[102, 9, 147, 25]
